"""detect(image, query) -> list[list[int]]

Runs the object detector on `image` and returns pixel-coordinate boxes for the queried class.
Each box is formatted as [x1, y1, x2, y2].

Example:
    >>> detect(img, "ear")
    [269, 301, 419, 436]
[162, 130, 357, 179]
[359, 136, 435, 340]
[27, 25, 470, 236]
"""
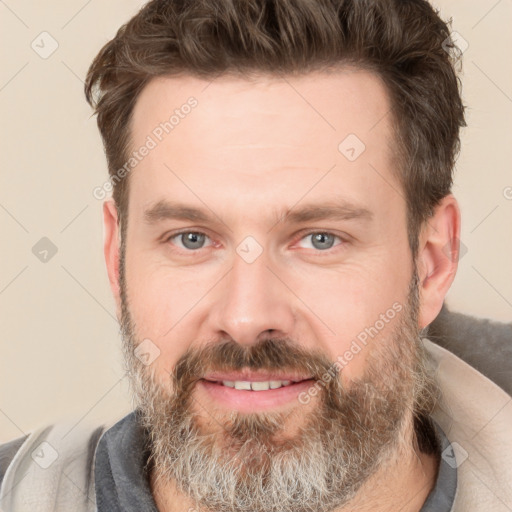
[103, 199, 122, 319]
[417, 194, 461, 329]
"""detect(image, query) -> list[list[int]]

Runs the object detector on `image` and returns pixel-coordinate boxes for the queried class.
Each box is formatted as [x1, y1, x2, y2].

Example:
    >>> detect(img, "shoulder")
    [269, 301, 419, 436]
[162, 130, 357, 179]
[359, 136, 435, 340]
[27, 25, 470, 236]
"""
[0, 434, 28, 486]
[0, 419, 107, 511]
[427, 304, 512, 395]
[422, 333, 512, 511]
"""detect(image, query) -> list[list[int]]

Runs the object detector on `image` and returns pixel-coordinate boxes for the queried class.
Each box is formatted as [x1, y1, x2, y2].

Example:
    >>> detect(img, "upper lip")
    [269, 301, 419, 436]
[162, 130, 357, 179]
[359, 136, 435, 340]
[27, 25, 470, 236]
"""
[202, 371, 314, 382]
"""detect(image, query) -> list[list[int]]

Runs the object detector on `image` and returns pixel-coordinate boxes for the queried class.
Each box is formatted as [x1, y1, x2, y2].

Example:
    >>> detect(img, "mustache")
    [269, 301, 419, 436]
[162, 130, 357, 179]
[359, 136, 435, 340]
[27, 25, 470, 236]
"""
[171, 336, 338, 395]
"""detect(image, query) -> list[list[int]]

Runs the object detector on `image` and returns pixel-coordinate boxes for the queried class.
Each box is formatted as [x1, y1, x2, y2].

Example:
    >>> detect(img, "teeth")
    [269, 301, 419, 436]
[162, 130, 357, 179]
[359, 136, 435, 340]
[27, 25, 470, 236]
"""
[234, 381, 252, 390]
[222, 380, 294, 391]
[251, 381, 271, 391]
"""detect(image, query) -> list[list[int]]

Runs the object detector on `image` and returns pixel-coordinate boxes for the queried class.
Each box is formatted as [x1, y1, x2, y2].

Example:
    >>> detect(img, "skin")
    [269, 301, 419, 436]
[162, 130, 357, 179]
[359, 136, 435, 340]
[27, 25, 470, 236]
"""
[102, 69, 460, 511]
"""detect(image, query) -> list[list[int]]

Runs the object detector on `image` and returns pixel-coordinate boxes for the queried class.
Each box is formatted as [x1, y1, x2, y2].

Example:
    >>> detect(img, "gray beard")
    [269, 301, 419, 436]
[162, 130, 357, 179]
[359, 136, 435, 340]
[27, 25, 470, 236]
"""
[119, 268, 437, 512]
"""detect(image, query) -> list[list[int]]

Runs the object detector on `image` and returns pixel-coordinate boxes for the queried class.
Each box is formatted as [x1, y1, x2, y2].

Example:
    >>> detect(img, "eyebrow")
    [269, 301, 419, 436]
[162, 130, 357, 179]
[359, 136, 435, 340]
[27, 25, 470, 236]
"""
[284, 203, 373, 224]
[143, 199, 373, 226]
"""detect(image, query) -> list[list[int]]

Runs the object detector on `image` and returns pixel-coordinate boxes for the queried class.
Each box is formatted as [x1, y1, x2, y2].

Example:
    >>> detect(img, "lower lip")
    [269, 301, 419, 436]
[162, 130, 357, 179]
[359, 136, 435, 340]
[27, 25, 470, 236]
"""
[197, 379, 316, 412]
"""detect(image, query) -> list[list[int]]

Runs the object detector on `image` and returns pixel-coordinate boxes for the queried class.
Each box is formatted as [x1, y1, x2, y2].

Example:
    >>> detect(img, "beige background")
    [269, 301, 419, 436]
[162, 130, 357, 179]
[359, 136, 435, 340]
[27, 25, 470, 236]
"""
[1, 0, 511, 443]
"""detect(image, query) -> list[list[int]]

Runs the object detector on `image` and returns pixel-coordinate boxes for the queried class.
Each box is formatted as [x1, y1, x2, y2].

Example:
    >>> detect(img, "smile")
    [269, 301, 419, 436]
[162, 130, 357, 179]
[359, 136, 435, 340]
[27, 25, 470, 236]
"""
[205, 379, 299, 391]
[198, 376, 316, 411]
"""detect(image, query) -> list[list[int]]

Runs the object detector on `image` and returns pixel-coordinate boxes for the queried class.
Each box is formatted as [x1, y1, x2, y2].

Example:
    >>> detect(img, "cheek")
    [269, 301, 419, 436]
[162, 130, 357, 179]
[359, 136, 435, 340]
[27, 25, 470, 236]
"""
[293, 255, 411, 380]
[124, 254, 211, 375]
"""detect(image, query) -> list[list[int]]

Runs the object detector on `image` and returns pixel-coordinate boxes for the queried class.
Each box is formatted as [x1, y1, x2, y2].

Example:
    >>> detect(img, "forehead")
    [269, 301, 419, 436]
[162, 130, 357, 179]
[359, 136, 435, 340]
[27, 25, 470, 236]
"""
[128, 69, 399, 220]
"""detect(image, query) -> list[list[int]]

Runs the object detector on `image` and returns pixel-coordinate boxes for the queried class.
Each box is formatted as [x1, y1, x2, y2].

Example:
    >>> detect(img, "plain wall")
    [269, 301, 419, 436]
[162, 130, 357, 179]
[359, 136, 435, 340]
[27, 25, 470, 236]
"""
[1, 0, 511, 442]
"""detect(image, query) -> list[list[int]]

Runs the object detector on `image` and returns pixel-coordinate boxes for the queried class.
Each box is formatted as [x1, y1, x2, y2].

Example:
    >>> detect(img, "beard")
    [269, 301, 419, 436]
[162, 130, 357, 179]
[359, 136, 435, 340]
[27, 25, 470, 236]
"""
[118, 258, 438, 512]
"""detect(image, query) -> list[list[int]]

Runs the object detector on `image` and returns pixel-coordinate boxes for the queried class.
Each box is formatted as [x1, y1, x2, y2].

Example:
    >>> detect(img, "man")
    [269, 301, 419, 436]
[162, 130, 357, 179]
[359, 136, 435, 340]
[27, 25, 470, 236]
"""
[1, 0, 511, 511]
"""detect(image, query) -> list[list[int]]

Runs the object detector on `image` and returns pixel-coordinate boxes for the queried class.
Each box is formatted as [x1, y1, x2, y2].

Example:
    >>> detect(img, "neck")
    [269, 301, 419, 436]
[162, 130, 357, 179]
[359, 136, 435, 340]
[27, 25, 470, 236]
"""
[149, 414, 439, 512]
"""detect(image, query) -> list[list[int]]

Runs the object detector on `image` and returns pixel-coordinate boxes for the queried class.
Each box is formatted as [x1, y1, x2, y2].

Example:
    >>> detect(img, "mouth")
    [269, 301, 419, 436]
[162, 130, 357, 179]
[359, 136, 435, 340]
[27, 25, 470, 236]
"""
[202, 378, 309, 391]
[197, 372, 316, 411]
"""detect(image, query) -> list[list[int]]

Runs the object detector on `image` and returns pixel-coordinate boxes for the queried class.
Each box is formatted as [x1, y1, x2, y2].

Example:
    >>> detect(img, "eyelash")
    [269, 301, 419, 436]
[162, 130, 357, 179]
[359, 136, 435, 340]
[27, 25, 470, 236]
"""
[164, 229, 347, 254]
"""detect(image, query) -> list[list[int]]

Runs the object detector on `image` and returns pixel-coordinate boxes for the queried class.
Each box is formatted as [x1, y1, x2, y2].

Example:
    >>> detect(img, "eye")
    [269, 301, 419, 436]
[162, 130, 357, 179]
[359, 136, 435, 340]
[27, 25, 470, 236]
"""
[297, 232, 343, 251]
[164, 230, 345, 253]
[166, 231, 213, 251]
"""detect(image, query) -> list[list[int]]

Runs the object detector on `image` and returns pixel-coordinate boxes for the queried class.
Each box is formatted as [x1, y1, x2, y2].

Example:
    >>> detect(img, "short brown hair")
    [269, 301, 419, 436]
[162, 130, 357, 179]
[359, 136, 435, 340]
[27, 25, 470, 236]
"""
[85, 0, 466, 255]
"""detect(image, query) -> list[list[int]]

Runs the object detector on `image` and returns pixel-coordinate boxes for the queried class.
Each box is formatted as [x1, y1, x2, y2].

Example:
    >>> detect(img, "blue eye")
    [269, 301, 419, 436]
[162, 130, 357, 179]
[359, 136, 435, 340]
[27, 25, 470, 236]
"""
[168, 231, 212, 250]
[165, 230, 344, 254]
[298, 232, 342, 251]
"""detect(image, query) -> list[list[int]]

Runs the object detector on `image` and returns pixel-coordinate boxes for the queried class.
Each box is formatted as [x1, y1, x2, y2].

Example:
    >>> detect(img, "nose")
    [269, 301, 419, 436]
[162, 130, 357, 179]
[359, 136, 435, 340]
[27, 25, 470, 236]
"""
[206, 247, 296, 347]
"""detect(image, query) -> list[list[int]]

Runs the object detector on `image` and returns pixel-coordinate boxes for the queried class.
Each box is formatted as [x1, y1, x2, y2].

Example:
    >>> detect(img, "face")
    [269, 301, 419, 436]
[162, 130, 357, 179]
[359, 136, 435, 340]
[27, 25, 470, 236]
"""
[110, 69, 439, 511]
